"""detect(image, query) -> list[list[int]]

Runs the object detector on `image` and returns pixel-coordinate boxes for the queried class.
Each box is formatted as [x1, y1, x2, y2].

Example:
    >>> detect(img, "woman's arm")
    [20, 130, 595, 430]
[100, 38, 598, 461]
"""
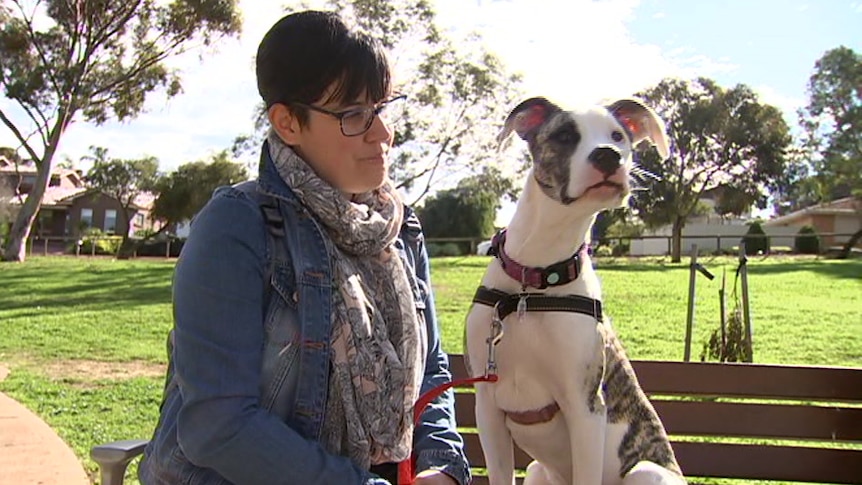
[403, 210, 471, 485]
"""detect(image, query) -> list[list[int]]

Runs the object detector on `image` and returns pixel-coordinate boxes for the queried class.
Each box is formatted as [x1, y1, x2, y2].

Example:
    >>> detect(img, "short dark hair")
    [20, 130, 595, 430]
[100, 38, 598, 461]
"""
[255, 11, 391, 124]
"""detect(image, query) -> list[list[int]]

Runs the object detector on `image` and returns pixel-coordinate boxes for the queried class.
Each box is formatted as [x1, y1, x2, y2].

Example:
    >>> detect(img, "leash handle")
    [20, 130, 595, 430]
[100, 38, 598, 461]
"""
[397, 374, 499, 485]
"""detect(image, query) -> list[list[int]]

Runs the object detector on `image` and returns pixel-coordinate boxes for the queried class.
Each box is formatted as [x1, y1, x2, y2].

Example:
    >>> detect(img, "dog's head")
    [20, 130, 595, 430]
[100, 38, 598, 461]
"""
[498, 97, 669, 210]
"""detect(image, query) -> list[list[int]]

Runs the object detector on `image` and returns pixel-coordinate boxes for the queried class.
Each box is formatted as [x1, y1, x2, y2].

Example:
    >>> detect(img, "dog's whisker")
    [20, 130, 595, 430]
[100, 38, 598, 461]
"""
[631, 166, 662, 182]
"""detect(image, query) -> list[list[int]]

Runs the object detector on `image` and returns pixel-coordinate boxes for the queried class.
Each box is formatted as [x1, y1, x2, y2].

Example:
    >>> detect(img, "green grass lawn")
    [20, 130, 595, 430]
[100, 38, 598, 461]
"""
[0, 255, 860, 484]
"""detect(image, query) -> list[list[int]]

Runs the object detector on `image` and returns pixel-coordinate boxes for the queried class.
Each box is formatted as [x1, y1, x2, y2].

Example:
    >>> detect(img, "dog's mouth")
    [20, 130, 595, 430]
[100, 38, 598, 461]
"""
[586, 180, 625, 192]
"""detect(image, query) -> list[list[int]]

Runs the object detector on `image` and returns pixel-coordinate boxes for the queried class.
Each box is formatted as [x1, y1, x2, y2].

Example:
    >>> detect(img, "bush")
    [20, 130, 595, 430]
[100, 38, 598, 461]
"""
[742, 222, 770, 255]
[611, 241, 630, 256]
[594, 245, 613, 257]
[427, 242, 463, 258]
[134, 238, 185, 258]
[794, 225, 821, 254]
[67, 229, 123, 255]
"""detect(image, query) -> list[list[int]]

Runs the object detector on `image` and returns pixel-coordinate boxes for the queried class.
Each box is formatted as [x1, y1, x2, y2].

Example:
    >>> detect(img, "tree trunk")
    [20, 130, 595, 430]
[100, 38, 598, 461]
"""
[116, 205, 135, 259]
[2, 113, 67, 262]
[1, 157, 54, 262]
[671, 217, 685, 263]
[838, 228, 862, 259]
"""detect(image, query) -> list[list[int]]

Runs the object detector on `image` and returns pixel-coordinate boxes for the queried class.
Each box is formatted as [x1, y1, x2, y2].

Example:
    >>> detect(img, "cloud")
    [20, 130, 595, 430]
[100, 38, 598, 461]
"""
[751, 84, 806, 130]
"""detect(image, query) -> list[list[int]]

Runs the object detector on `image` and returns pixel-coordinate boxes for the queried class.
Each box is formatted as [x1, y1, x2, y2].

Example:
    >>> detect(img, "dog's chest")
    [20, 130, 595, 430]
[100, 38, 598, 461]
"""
[488, 309, 607, 413]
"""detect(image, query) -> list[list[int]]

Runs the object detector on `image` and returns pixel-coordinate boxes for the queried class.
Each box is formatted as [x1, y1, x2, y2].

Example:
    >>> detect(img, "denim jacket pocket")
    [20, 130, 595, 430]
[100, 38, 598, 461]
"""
[260, 261, 302, 414]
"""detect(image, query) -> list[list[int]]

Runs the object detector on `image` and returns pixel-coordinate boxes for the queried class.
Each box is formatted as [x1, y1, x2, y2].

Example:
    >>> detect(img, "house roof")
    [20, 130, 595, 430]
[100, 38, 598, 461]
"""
[50, 188, 155, 210]
[0, 157, 38, 174]
[6, 187, 155, 211]
[764, 197, 859, 226]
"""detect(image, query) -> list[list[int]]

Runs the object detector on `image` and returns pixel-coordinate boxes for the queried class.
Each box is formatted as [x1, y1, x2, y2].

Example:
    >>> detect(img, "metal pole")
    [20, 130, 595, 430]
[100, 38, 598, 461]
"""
[739, 245, 753, 362]
[719, 269, 727, 361]
[683, 244, 698, 362]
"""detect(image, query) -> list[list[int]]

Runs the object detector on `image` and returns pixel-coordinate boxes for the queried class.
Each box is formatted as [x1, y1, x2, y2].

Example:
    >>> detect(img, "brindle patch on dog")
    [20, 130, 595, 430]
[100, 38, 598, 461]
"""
[586, 322, 683, 478]
[528, 114, 582, 204]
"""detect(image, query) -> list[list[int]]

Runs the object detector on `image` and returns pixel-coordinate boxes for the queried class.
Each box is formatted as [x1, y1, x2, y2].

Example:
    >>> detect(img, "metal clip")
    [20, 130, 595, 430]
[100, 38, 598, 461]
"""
[485, 311, 504, 375]
[517, 293, 528, 321]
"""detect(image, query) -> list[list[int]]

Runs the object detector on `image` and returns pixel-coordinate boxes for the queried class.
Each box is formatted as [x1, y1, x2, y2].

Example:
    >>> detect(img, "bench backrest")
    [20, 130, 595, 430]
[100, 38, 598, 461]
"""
[447, 354, 862, 485]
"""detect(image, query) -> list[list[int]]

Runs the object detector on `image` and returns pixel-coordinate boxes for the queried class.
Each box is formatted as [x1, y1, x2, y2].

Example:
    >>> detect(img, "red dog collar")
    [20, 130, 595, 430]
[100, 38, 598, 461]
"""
[490, 228, 591, 289]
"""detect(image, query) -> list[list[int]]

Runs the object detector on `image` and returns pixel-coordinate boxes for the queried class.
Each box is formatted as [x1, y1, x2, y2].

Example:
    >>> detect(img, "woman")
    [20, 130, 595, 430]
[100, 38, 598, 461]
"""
[139, 10, 469, 485]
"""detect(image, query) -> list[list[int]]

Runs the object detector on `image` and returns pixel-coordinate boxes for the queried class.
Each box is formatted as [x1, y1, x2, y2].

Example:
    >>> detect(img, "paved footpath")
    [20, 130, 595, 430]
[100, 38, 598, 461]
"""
[0, 365, 91, 485]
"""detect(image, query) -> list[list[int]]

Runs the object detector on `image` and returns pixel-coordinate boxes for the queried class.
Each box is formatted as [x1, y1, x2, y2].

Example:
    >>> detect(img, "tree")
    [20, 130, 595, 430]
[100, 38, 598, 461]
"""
[0, 0, 241, 262]
[152, 151, 248, 233]
[798, 46, 862, 258]
[631, 77, 792, 262]
[417, 167, 515, 240]
[236, 0, 524, 204]
[83, 147, 160, 248]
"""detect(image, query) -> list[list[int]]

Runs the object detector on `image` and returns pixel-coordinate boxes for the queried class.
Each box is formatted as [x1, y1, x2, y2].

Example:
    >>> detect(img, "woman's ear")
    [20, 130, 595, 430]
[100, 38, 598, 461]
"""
[268, 103, 303, 145]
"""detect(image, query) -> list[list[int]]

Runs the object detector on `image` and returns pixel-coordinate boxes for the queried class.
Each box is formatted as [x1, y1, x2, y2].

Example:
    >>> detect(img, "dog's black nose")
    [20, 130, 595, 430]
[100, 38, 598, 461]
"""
[588, 147, 622, 175]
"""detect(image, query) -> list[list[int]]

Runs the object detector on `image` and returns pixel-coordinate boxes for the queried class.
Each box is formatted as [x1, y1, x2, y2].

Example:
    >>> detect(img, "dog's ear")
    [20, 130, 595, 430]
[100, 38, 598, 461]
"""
[607, 99, 670, 160]
[497, 97, 562, 148]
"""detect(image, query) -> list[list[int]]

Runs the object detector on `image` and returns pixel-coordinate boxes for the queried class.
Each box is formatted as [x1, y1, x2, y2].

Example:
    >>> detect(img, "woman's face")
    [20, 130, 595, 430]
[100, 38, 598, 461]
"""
[270, 88, 400, 197]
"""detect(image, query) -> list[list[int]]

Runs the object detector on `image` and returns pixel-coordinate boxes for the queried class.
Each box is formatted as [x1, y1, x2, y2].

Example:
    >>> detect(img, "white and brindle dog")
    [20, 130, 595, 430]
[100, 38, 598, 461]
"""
[464, 97, 686, 485]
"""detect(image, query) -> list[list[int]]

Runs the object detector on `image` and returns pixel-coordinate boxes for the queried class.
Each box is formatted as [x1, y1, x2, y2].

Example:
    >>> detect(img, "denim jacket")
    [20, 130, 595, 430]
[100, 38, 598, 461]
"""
[139, 143, 470, 485]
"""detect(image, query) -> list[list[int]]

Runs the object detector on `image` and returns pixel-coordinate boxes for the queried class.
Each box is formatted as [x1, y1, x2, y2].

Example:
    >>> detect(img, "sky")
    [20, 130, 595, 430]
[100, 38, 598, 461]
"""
[1, 0, 860, 178]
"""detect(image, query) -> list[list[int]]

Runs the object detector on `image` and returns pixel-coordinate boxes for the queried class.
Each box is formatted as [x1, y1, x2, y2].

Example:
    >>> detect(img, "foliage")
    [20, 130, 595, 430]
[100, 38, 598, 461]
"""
[68, 228, 123, 256]
[701, 306, 750, 363]
[794, 225, 821, 254]
[0, 0, 241, 262]
[83, 147, 160, 243]
[426, 242, 464, 258]
[702, 258, 754, 362]
[631, 77, 792, 262]
[743, 221, 770, 255]
[241, 0, 525, 204]
[152, 150, 248, 231]
[417, 167, 513, 239]
[797, 46, 862, 258]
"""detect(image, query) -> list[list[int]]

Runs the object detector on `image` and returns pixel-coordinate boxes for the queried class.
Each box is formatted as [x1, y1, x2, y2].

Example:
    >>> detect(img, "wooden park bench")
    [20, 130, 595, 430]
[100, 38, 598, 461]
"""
[92, 354, 862, 485]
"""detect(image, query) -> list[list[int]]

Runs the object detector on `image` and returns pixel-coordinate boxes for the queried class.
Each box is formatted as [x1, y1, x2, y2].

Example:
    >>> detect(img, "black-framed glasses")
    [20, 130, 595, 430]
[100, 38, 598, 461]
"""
[291, 95, 406, 137]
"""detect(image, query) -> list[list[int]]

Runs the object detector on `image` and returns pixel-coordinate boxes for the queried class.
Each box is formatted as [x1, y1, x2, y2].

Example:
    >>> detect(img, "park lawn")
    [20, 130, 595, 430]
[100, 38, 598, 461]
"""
[0, 255, 860, 484]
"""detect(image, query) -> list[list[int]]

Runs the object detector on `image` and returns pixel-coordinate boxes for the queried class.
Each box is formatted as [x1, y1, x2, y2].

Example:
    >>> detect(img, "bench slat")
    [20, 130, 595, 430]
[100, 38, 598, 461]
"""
[463, 436, 862, 484]
[449, 354, 862, 402]
[633, 360, 862, 401]
[456, 392, 862, 442]
[653, 400, 862, 441]
[673, 442, 862, 484]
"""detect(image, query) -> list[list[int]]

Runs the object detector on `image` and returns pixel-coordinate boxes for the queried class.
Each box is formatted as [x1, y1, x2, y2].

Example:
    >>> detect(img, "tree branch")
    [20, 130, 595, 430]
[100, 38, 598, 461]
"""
[12, 0, 64, 99]
[0, 108, 41, 163]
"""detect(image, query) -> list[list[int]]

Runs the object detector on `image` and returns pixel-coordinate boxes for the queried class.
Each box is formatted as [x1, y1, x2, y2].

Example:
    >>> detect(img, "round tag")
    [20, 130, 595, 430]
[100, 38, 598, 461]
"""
[546, 272, 560, 284]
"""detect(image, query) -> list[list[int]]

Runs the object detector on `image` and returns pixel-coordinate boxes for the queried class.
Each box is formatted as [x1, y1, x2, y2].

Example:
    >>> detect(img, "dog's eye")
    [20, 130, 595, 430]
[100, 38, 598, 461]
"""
[550, 126, 579, 145]
[611, 130, 624, 142]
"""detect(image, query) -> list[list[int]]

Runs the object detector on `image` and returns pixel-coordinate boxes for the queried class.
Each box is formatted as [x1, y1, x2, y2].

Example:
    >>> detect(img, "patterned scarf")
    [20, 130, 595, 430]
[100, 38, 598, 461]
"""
[268, 132, 427, 469]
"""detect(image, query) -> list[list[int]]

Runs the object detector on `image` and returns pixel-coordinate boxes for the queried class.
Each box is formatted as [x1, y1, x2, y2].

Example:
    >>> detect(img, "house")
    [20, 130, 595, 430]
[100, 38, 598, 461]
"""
[764, 197, 861, 248]
[629, 187, 760, 256]
[0, 156, 156, 240]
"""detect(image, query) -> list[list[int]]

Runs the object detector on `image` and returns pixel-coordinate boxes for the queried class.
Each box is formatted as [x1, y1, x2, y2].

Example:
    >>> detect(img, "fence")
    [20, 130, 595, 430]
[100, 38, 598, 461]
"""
[22, 236, 183, 258]
[18, 232, 859, 259]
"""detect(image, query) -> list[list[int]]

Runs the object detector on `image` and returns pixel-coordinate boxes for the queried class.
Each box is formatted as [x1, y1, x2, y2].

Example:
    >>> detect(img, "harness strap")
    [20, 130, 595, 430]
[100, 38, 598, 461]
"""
[473, 286, 603, 322]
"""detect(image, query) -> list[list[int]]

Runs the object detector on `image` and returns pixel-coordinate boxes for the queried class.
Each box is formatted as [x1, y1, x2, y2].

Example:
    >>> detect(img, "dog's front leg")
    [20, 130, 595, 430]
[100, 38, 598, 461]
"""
[563, 401, 607, 485]
[475, 384, 517, 485]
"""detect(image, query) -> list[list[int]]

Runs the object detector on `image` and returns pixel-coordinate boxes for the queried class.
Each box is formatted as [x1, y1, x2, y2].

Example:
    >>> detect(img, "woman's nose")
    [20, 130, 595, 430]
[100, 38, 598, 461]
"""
[365, 113, 393, 144]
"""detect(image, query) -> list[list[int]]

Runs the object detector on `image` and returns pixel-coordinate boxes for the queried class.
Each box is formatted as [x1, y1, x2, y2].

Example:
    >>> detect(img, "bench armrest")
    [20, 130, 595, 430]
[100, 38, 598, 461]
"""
[90, 439, 149, 485]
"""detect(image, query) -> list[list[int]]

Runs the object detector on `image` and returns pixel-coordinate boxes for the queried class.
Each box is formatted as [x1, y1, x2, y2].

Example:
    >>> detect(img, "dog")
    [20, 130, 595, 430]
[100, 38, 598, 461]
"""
[464, 97, 686, 485]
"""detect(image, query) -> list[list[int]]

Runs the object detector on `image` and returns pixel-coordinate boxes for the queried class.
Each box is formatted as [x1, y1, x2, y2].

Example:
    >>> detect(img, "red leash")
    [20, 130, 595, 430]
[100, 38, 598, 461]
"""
[396, 373, 499, 485]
